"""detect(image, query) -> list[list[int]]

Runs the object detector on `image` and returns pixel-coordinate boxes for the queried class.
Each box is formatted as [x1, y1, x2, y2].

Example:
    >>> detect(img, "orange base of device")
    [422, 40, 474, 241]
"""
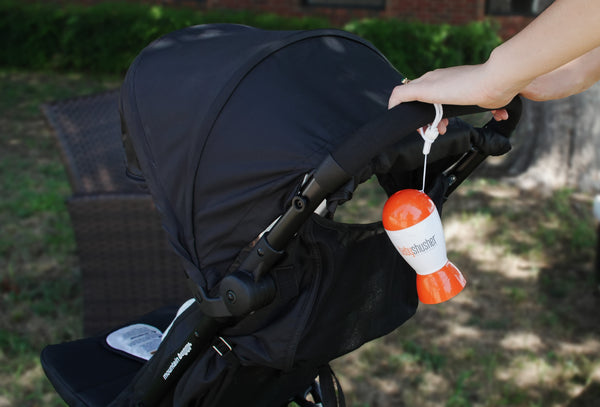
[416, 262, 466, 304]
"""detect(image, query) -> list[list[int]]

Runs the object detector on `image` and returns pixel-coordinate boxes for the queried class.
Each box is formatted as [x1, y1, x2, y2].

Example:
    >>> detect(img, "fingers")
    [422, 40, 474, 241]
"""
[418, 119, 448, 137]
[389, 79, 446, 134]
[388, 80, 419, 109]
[388, 84, 405, 109]
[438, 118, 448, 135]
[491, 109, 509, 121]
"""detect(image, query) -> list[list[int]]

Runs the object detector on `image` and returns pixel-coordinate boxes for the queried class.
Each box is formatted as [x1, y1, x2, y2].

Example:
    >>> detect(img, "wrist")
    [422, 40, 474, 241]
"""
[479, 48, 530, 108]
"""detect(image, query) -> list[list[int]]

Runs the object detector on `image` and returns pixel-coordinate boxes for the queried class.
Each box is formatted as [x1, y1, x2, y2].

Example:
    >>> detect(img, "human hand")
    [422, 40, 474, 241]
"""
[389, 65, 514, 134]
[491, 109, 508, 121]
[421, 110, 506, 136]
[417, 118, 448, 135]
[388, 65, 516, 110]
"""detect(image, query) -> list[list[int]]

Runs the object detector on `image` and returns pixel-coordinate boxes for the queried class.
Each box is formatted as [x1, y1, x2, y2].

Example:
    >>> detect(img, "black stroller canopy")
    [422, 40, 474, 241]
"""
[120, 24, 408, 289]
[45, 23, 522, 406]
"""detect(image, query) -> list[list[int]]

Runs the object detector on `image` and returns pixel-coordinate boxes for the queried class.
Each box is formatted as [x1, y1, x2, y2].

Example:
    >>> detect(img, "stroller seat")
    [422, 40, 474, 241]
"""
[41, 24, 521, 407]
[41, 307, 178, 406]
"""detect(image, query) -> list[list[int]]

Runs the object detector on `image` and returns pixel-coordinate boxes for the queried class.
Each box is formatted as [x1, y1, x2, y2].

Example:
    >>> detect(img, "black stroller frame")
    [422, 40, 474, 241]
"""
[41, 24, 522, 406]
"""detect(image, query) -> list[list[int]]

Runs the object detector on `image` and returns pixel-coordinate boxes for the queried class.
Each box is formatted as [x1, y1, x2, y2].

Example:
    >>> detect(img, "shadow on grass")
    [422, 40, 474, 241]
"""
[3, 70, 599, 406]
[334, 179, 599, 407]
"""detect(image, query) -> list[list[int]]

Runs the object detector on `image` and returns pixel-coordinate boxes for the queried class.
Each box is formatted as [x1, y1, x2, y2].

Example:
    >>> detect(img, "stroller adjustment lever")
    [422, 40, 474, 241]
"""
[193, 154, 352, 318]
[192, 271, 277, 318]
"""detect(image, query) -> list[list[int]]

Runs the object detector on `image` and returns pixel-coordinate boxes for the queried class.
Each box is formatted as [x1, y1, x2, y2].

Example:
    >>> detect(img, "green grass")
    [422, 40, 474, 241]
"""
[0, 69, 118, 406]
[335, 180, 599, 407]
[2, 70, 599, 406]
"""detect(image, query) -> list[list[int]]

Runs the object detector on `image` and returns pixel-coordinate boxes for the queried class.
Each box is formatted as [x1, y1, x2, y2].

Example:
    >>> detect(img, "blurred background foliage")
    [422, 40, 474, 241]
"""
[0, 0, 501, 78]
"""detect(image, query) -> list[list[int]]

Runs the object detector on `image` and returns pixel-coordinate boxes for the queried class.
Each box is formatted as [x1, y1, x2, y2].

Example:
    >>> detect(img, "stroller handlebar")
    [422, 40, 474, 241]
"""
[245, 97, 522, 288]
[266, 96, 522, 266]
[330, 96, 523, 179]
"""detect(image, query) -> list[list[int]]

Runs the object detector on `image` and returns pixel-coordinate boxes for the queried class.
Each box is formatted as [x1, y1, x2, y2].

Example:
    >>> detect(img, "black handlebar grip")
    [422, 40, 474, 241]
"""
[330, 97, 522, 178]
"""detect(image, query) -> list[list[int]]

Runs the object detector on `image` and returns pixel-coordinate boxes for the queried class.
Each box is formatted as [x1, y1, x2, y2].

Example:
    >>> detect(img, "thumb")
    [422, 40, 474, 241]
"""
[388, 82, 417, 109]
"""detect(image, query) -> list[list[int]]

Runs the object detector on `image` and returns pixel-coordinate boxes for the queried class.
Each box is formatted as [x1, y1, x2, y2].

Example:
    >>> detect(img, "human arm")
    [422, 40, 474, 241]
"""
[520, 46, 600, 101]
[388, 0, 600, 110]
[487, 46, 600, 121]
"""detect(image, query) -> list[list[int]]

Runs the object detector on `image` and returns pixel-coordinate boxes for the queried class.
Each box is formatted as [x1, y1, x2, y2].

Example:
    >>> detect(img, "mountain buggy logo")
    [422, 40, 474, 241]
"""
[398, 235, 437, 258]
[163, 342, 192, 380]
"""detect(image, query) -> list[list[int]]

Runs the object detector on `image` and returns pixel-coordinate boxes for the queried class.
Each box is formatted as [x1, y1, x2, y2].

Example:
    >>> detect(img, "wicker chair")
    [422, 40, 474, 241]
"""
[42, 90, 189, 335]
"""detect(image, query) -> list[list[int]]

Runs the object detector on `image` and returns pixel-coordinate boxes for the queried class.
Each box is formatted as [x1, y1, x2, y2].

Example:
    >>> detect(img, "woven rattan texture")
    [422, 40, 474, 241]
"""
[43, 90, 133, 194]
[43, 91, 189, 334]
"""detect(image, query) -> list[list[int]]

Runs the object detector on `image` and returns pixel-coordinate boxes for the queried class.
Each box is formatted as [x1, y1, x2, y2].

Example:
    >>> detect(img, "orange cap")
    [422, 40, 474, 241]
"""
[382, 189, 436, 230]
[416, 261, 466, 304]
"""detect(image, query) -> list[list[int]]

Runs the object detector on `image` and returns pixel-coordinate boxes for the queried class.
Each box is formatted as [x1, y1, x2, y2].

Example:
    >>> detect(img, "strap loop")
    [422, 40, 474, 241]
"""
[418, 103, 443, 191]
[418, 103, 443, 155]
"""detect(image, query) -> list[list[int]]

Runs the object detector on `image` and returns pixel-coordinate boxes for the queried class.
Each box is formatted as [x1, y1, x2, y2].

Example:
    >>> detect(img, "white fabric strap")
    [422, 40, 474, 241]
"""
[418, 103, 443, 191]
[418, 103, 443, 155]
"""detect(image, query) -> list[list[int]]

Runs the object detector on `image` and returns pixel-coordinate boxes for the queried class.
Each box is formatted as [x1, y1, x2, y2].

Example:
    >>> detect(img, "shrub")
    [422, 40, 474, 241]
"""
[0, 1, 329, 73]
[344, 18, 501, 78]
[0, 0, 501, 75]
[0, 1, 64, 69]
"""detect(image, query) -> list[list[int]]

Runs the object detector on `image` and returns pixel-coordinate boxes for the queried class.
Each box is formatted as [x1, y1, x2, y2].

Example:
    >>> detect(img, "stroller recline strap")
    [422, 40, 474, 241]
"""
[318, 364, 346, 407]
[201, 337, 243, 407]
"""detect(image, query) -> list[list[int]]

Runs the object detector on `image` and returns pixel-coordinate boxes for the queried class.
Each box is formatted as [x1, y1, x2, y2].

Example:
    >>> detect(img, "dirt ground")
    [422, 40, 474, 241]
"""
[2, 71, 599, 406]
[331, 179, 600, 407]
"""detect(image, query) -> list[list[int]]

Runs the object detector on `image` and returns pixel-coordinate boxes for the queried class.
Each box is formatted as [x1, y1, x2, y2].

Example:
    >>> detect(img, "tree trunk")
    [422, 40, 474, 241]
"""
[489, 82, 600, 194]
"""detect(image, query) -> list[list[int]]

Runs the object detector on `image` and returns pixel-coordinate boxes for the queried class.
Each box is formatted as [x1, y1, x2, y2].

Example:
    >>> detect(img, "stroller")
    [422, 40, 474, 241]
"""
[41, 24, 521, 406]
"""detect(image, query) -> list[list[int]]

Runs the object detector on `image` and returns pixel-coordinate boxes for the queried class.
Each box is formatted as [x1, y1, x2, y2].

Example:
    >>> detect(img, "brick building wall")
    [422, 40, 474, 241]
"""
[384, 0, 483, 25]
[184, 0, 532, 38]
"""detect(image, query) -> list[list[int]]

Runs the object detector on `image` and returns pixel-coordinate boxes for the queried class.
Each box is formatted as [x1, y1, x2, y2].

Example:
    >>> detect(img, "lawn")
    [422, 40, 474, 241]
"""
[0, 70, 119, 406]
[1, 70, 599, 406]
[336, 179, 600, 407]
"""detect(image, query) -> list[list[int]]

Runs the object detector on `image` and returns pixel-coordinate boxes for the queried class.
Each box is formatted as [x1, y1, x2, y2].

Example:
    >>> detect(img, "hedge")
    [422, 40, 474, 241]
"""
[346, 18, 501, 78]
[0, 0, 501, 77]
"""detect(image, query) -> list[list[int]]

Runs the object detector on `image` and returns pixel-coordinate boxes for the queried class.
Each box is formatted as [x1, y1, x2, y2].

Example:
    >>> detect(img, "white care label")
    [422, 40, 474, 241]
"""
[106, 323, 163, 360]
[384, 210, 448, 275]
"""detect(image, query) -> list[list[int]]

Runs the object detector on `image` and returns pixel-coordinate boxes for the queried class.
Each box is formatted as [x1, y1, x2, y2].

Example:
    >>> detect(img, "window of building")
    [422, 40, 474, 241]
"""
[303, 0, 385, 9]
[486, 0, 554, 16]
